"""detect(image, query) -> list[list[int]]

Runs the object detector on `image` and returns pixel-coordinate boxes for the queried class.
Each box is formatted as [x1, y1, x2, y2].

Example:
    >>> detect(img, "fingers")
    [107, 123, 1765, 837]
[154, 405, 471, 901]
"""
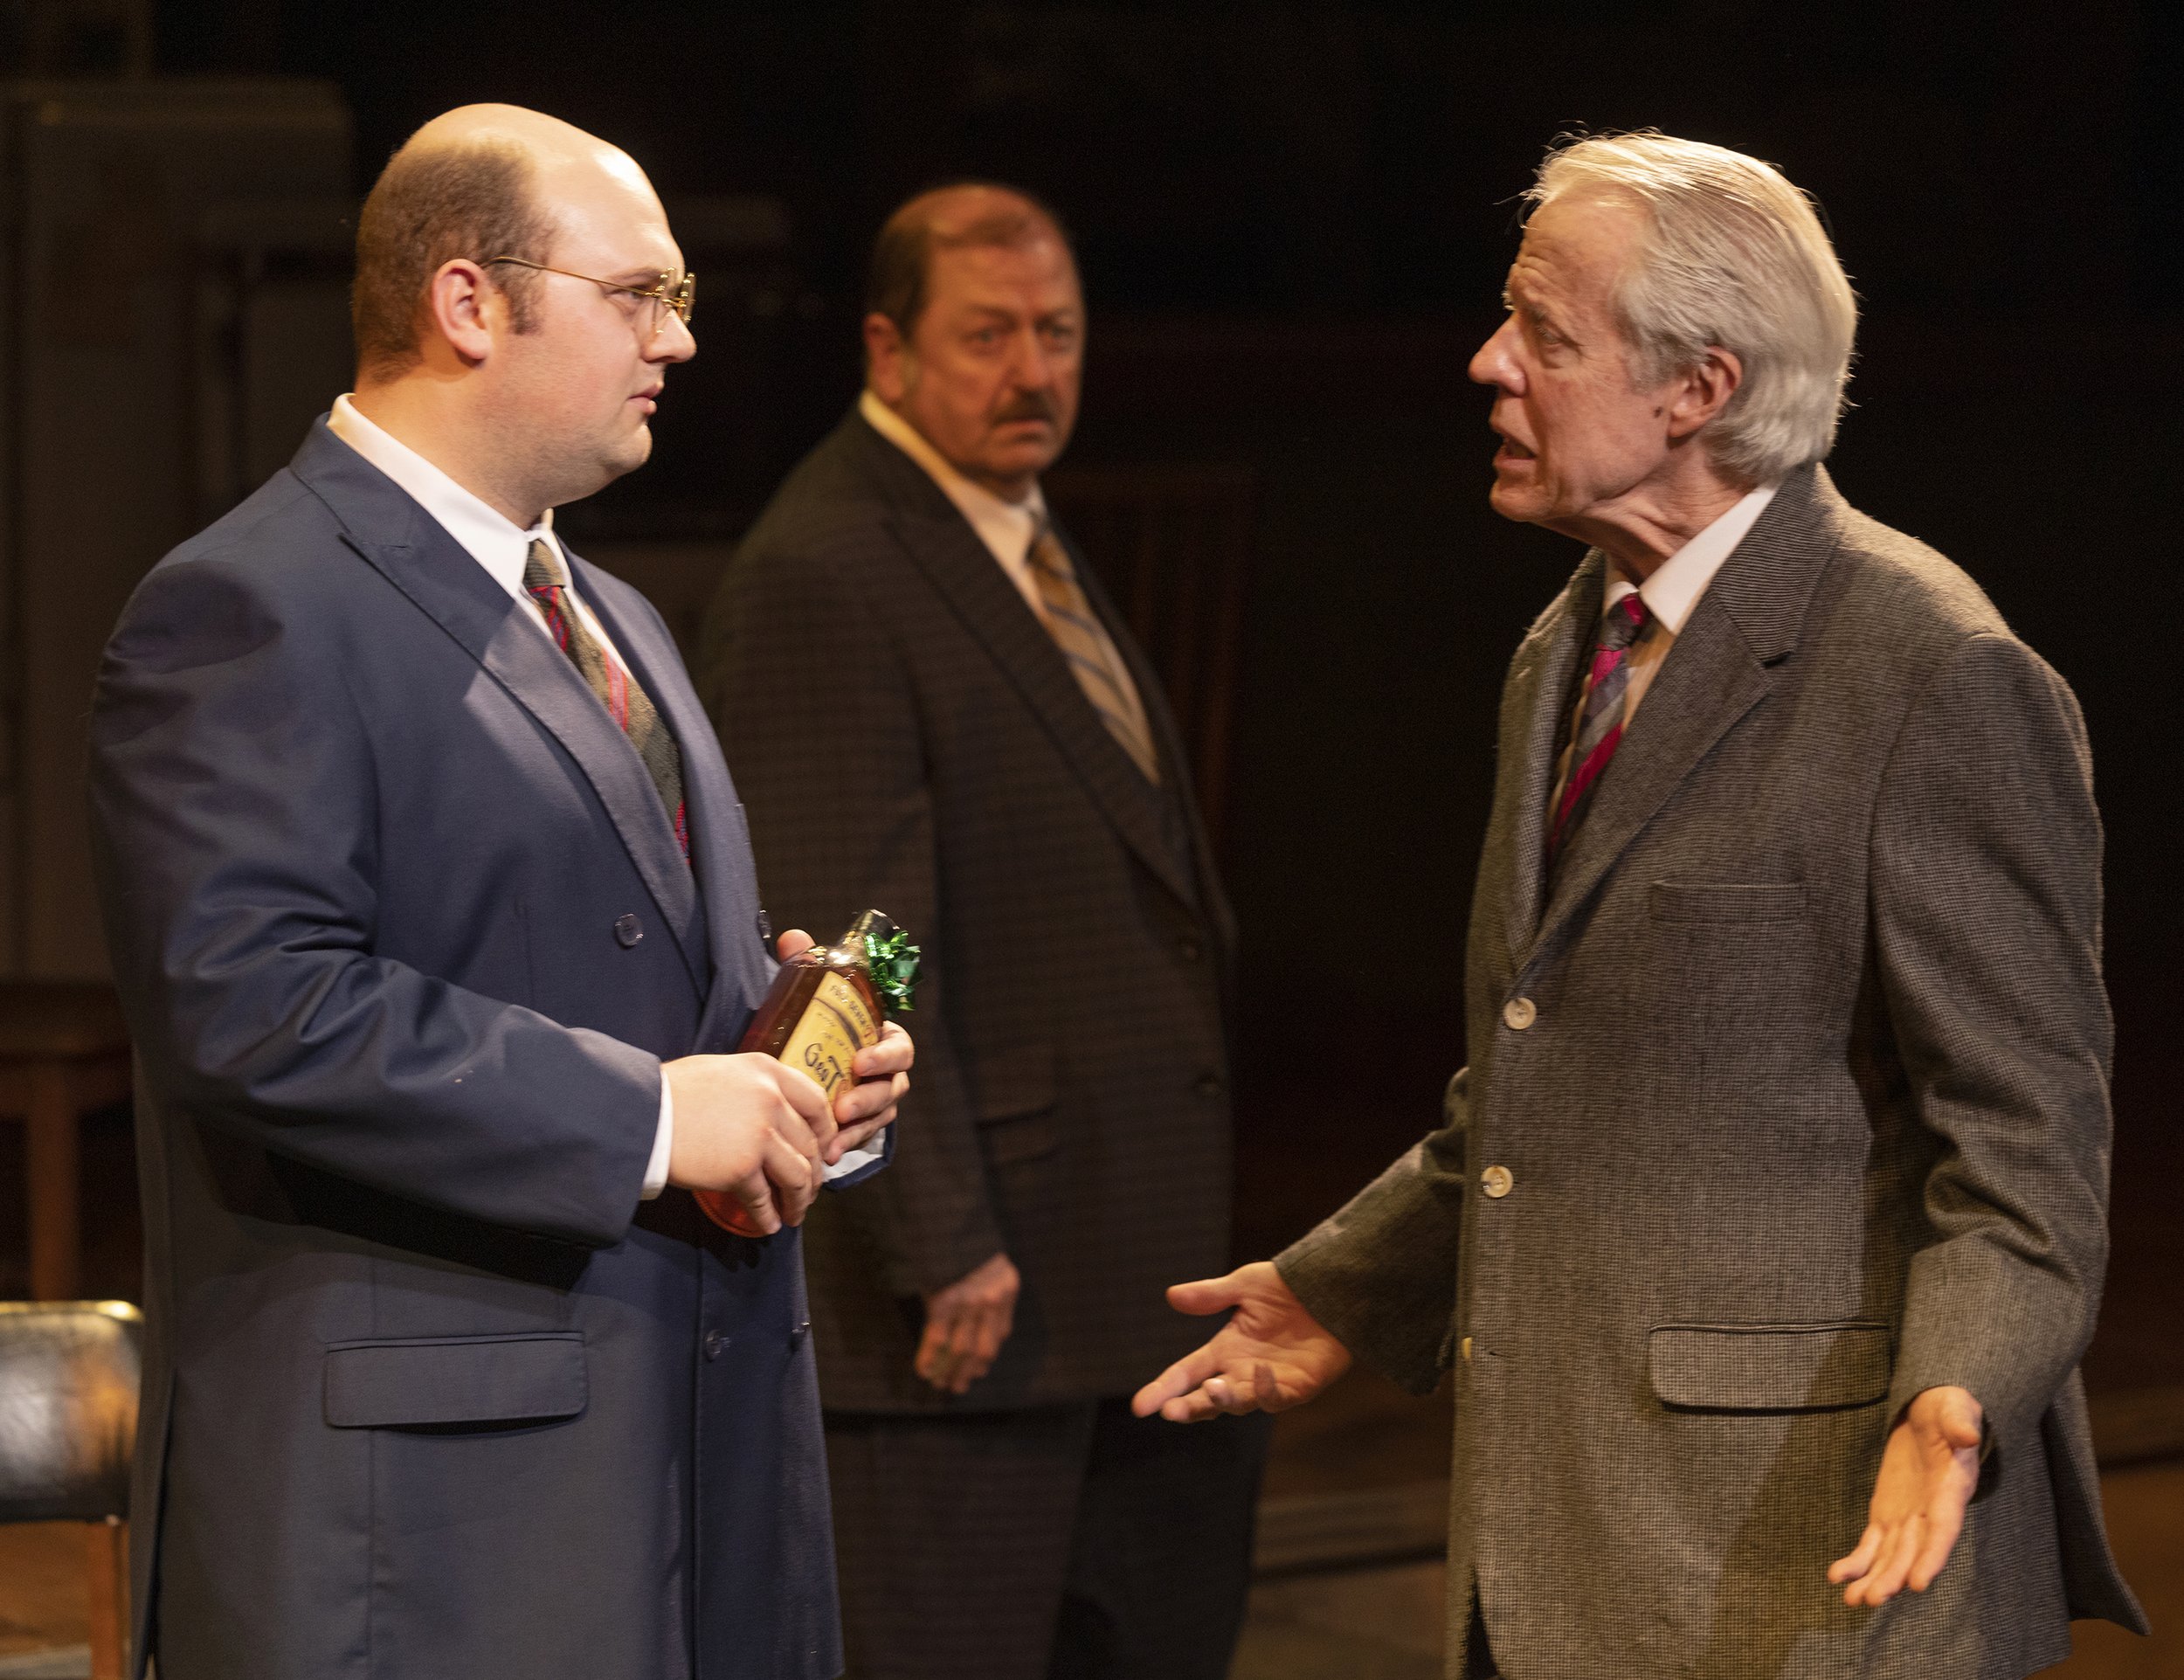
[833, 1068, 909, 1129]
[759, 1129, 817, 1226]
[826, 1114, 893, 1165]
[1826, 1523, 1882, 1586]
[766, 1061, 832, 1131]
[1165, 1270, 1249, 1317]
[913, 1301, 1006, 1395]
[1131, 1340, 1229, 1416]
[724, 1168, 782, 1237]
[853, 1021, 915, 1079]
[1906, 1497, 1967, 1594]
[775, 929, 815, 959]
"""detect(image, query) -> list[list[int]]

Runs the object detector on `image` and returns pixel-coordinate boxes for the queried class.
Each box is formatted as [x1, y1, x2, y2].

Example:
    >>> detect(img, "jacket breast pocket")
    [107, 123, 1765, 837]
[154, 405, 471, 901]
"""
[1648, 1322, 1891, 1413]
[1648, 881, 1807, 925]
[323, 1332, 587, 1430]
[974, 1042, 1061, 1166]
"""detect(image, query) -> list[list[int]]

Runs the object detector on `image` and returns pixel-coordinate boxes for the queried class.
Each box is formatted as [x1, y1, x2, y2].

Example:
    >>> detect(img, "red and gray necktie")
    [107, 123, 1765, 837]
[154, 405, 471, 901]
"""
[523, 538, 689, 861]
[1546, 592, 1652, 872]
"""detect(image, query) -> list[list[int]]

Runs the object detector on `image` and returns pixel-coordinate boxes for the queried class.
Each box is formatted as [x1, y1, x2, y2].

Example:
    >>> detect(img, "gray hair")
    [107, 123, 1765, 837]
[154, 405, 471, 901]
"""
[1525, 132, 1858, 487]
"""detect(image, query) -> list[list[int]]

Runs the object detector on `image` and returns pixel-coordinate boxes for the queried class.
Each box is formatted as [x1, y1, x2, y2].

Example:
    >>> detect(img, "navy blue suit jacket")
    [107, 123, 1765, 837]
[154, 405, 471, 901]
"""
[90, 419, 875, 1679]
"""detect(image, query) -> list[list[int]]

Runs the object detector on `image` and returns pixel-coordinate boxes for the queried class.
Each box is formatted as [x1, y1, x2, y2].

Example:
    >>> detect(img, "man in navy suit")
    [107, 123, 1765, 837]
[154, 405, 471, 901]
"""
[88, 105, 911, 1679]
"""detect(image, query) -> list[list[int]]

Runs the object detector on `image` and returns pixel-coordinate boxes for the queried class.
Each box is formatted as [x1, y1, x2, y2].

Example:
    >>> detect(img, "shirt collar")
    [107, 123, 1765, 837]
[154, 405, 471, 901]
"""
[1601, 480, 1780, 635]
[327, 394, 563, 594]
[858, 389, 1047, 569]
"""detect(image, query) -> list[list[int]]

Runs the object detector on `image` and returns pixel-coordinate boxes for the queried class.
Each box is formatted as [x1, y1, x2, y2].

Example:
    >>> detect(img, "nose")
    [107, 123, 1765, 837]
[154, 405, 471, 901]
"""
[1469, 315, 1522, 392]
[1008, 326, 1057, 389]
[651, 306, 696, 365]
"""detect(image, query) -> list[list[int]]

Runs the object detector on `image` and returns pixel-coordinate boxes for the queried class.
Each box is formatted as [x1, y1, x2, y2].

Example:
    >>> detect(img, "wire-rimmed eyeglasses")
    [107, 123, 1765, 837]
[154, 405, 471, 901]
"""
[481, 257, 696, 334]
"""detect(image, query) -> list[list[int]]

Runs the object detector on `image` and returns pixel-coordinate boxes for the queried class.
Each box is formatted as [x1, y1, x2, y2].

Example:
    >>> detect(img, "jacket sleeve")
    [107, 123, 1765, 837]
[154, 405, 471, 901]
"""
[1873, 631, 2113, 1448]
[700, 535, 1006, 1296]
[1275, 1069, 1471, 1395]
[89, 552, 662, 1248]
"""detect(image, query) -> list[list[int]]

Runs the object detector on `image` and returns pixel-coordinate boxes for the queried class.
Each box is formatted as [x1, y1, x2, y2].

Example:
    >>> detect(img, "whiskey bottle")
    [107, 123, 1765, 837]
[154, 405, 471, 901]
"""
[695, 909, 919, 1236]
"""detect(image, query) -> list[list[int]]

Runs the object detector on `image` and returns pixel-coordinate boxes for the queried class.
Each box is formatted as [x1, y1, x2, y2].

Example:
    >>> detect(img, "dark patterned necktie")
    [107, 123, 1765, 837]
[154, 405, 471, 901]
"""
[522, 538, 688, 861]
[1546, 592, 1652, 872]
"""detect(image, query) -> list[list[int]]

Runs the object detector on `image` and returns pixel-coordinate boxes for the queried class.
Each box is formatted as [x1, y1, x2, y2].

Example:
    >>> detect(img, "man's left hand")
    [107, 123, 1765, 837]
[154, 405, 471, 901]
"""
[775, 930, 914, 1165]
[1828, 1385, 1983, 1607]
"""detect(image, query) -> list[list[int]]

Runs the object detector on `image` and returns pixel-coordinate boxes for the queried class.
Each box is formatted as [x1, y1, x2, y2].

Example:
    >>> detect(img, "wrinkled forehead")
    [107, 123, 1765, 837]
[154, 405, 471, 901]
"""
[1510, 193, 1646, 310]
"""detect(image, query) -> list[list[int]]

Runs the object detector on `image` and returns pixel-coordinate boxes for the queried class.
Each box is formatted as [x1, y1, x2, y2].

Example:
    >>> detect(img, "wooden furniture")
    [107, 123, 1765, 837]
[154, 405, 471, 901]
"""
[0, 984, 131, 1302]
[0, 1299, 141, 1679]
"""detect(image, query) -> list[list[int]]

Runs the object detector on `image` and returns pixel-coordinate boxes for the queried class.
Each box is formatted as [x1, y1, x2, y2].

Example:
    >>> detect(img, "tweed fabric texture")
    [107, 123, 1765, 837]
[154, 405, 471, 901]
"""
[1278, 466, 2145, 1679]
[824, 1402, 1265, 1679]
[698, 410, 1237, 1412]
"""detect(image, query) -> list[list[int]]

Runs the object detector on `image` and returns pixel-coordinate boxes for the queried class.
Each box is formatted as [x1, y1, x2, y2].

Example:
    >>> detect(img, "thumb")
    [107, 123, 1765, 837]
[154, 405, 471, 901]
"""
[1166, 1269, 1249, 1316]
[1938, 1388, 1984, 1450]
[776, 928, 816, 960]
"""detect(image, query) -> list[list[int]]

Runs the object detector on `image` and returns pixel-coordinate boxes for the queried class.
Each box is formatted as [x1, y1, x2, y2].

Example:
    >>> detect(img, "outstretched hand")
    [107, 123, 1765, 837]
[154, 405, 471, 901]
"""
[1130, 1262, 1353, 1423]
[1828, 1385, 1984, 1607]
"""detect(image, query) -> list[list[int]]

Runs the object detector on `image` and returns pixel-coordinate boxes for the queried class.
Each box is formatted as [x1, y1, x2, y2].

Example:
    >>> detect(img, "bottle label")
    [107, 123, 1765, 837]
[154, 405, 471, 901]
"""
[781, 973, 878, 1101]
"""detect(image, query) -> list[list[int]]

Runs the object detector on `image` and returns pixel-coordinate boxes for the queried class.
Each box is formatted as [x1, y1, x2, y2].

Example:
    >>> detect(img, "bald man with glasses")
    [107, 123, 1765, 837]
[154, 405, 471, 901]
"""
[89, 105, 909, 1680]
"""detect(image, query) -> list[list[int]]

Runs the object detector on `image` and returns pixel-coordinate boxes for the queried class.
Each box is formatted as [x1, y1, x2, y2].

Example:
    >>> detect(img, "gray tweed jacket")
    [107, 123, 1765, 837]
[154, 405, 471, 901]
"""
[697, 411, 1235, 1413]
[1279, 466, 2146, 1679]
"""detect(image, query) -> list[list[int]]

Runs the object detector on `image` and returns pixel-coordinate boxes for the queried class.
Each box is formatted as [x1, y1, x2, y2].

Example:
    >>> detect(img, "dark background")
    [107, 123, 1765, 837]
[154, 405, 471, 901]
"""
[17, 2, 2182, 1390]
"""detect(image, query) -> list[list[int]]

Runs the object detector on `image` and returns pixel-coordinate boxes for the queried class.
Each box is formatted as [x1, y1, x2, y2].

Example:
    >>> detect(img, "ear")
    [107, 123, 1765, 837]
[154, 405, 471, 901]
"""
[420, 259, 500, 367]
[1664, 346, 1742, 439]
[863, 312, 912, 405]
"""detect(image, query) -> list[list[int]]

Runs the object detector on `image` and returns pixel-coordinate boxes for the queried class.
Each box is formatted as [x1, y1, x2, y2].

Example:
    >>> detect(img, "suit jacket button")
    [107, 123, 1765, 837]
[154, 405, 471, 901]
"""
[703, 1329, 727, 1360]
[615, 913, 644, 948]
[1178, 936, 1202, 962]
[756, 909, 774, 948]
[1460, 1335, 1474, 1363]
[791, 1319, 810, 1350]
[1481, 1165, 1514, 1199]
[1503, 997, 1537, 1031]
[1194, 1073, 1225, 1099]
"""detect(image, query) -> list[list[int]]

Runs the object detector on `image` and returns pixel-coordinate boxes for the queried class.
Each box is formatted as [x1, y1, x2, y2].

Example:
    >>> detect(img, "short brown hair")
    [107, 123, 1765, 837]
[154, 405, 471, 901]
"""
[866, 183, 1075, 338]
[351, 136, 556, 377]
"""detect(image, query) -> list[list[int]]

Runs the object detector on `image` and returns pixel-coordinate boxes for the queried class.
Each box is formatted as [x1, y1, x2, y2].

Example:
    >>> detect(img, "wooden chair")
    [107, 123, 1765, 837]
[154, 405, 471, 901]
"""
[1047, 463, 1255, 850]
[0, 984, 133, 1302]
[0, 1300, 141, 1679]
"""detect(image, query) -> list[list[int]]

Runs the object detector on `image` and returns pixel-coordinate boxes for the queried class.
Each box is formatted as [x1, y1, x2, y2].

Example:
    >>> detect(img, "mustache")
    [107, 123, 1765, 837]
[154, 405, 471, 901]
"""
[993, 393, 1061, 426]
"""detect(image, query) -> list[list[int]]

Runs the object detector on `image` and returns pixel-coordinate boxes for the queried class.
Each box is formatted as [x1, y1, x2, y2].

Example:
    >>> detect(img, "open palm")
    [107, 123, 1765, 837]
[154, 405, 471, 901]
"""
[1131, 1262, 1354, 1423]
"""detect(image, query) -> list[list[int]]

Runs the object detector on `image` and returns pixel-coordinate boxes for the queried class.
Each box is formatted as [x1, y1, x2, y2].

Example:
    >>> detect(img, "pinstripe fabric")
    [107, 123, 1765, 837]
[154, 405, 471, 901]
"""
[1276, 466, 2144, 1679]
[1026, 523, 1160, 784]
[524, 538, 688, 859]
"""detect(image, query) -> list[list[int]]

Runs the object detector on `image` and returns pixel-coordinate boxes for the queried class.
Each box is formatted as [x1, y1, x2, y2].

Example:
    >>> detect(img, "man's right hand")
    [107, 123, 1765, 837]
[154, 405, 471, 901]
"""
[663, 1054, 832, 1235]
[1130, 1261, 1353, 1422]
[916, 1252, 1020, 1395]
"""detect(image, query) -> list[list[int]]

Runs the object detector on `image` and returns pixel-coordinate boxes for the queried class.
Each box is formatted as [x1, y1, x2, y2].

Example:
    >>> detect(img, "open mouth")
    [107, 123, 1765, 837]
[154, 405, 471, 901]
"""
[1496, 435, 1537, 462]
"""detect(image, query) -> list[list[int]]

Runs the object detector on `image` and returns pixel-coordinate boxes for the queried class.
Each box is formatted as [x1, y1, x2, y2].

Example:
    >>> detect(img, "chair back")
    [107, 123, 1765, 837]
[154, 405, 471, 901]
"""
[0, 1302, 142, 1524]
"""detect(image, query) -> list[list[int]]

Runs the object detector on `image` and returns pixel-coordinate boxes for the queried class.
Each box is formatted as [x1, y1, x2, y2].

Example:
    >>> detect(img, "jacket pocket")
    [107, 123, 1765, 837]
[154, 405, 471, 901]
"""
[1648, 881, 1807, 924]
[1648, 1322, 1891, 1412]
[323, 1332, 586, 1429]
[973, 1042, 1061, 1165]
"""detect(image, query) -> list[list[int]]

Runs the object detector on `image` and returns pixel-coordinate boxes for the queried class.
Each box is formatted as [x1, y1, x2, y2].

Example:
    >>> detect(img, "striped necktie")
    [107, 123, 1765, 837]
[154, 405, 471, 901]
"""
[1025, 521, 1161, 785]
[1546, 592, 1652, 873]
[522, 538, 689, 861]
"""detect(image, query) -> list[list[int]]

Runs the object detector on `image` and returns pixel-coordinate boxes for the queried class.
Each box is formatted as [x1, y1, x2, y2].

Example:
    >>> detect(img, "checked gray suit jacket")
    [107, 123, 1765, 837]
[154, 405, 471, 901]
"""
[1279, 466, 2146, 1680]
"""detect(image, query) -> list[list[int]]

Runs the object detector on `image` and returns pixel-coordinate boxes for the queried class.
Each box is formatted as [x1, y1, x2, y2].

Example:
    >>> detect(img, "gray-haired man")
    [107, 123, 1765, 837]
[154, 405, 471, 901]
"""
[1135, 133, 2147, 1678]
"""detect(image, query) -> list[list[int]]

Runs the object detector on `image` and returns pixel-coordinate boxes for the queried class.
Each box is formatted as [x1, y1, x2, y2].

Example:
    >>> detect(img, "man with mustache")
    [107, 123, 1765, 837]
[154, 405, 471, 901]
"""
[700, 183, 1262, 1678]
[89, 105, 910, 1677]
[1135, 133, 2146, 1677]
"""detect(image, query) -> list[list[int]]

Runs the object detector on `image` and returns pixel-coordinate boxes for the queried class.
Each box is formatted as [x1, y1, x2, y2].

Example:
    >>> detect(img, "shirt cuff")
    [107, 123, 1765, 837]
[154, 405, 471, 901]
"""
[824, 1127, 888, 1182]
[640, 1068, 674, 1200]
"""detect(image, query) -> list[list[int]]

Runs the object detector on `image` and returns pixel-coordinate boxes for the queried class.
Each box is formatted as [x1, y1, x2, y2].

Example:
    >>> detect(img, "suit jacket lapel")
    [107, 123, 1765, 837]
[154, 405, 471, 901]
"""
[862, 428, 1199, 909]
[1524, 465, 1840, 964]
[294, 424, 708, 991]
[1499, 562, 1600, 965]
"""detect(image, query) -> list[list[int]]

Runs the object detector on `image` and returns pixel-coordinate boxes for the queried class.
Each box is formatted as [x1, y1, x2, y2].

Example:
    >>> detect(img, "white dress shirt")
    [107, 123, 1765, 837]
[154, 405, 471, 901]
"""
[1550, 482, 1780, 817]
[858, 390, 1052, 608]
[1603, 481, 1780, 720]
[327, 396, 678, 1200]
